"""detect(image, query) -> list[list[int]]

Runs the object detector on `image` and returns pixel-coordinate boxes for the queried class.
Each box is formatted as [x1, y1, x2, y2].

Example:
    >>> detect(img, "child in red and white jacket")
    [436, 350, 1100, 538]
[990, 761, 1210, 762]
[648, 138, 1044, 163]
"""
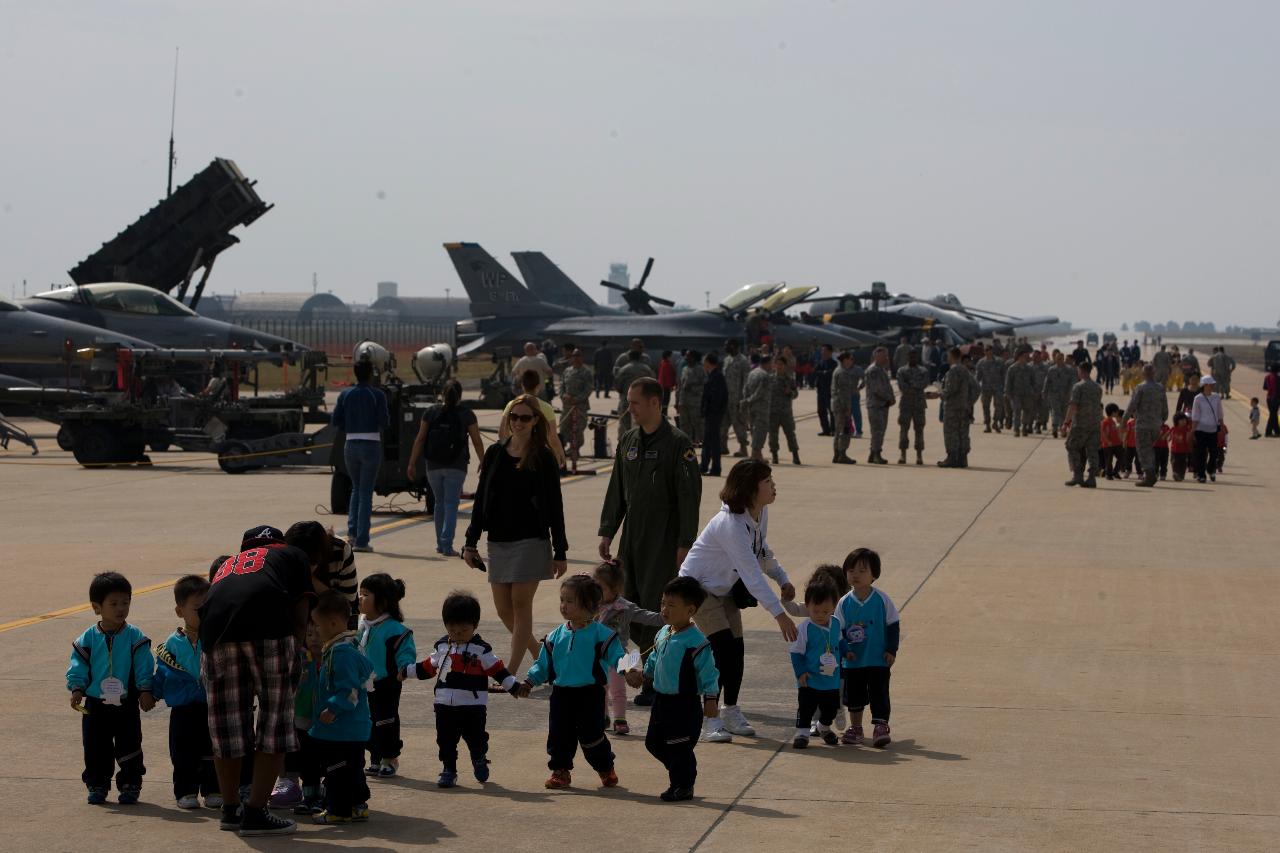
[401, 592, 519, 789]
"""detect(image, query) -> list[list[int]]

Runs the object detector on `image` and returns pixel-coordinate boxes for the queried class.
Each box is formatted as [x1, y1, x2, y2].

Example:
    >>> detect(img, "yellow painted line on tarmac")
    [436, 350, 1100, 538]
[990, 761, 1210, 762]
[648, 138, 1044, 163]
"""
[0, 579, 180, 634]
[0, 462, 616, 635]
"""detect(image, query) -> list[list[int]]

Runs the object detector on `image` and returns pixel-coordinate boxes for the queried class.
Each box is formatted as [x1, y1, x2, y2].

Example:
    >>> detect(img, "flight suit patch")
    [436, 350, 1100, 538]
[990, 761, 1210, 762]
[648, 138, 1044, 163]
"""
[626, 446, 639, 461]
[644, 450, 659, 460]
[682, 448, 697, 463]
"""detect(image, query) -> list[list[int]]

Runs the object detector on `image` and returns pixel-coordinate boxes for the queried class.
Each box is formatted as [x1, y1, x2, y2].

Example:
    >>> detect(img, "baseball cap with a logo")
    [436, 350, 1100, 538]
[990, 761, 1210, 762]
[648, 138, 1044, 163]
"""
[241, 525, 285, 549]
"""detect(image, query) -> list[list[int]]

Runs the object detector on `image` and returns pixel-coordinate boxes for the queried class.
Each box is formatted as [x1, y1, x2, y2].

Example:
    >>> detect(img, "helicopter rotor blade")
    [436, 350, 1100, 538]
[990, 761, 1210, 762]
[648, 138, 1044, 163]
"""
[637, 257, 654, 289]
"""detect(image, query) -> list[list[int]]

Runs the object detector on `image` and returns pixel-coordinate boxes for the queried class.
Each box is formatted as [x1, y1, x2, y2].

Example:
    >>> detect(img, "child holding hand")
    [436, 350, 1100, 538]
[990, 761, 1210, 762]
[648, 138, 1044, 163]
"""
[625, 577, 719, 802]
[593, 561, 663, 735]
[518, 575, 624, 790]
[789, 576, 844, 749]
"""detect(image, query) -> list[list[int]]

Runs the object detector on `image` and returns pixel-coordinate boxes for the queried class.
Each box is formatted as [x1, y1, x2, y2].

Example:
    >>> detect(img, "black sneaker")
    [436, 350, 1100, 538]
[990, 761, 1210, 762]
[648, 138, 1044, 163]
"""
[238, 806, 296, 837]
[821, 729, 839, 746]
[219, 804, 243, 832]
[660, 786, 694, 802]
[633, 685, 655, 707]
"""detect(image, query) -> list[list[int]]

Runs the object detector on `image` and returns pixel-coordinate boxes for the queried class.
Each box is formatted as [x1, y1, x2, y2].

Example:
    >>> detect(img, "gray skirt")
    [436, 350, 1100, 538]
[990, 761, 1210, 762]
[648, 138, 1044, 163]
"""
[486, 537, 553, 585]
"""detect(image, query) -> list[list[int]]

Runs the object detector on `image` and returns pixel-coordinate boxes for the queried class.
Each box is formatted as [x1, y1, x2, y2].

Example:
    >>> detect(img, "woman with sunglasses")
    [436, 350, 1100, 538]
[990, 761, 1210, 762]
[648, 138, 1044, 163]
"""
[464, 394, 569, 677]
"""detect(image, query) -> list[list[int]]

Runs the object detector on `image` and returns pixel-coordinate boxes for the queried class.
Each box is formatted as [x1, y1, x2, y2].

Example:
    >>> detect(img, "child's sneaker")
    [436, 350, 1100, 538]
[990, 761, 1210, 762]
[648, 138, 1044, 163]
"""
[204, 793, 224, 809]
[598, 769, 619, 788]
[820, 728, 840, 746]
[612, 719, 630, 736]
[294, 796, 325, 815]
[117, 785, 140, 805]
[268, 777, 302, 808]
[377, 758, 398, 778]
[700, 717, 732, 743]
[872, 722, 892, 748]
[808, 720, 819, 737]
[544, 769, 572, 789]
[841, 725, 864, 745]
[312, 810, 353, 826]
[660, 786, 694, 802]
[219, 804, 243, 832]
[176, 794, 201, 809]
[352, 803, 370, 822]
[239, 807, 296, 837]
[86, 787, 108, 805]
[437, 769, 458, 788]
[363, 762, 381, 777]
[473, 759, 490, 783]
[791, 735, 809, 749]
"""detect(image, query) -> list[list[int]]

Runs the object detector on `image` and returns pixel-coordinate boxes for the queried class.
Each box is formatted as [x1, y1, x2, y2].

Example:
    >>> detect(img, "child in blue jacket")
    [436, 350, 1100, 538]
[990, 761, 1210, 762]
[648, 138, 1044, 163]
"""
[356, 574, 416, 778]
[310, 591, 375, 825]
[152, 574, 219, 809]
[519, 574, 624, 790]
[837, 548, 900, 748]
[67, 572, 156, 805]
[788, 575, 844, 749]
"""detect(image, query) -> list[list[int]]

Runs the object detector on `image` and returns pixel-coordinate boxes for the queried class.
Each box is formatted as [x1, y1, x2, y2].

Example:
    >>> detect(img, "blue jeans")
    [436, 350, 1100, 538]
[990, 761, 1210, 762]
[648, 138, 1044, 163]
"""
[345, 440, 381, 547]
[425, 467, 466, 553]
[851, 398, 863, 436]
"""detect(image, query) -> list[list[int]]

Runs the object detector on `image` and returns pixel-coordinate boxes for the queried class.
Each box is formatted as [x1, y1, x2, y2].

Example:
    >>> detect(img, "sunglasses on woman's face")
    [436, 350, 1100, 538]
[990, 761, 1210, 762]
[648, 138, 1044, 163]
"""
[508, 412, 535, 423]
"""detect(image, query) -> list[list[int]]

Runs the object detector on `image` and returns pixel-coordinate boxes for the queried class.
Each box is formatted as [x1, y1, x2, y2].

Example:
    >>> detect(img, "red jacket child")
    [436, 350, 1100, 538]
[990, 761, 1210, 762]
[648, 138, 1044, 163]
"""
[1100, 417, 1121, 449]
[1169, 419, 1193, 454]
[1123, 418, 1138, 449]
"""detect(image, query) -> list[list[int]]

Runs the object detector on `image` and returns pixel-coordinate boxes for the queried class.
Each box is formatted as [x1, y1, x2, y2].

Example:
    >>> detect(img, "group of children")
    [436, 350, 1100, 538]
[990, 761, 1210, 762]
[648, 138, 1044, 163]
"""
[67, 545, 901, 821]
[1095, 405, 1228, 482]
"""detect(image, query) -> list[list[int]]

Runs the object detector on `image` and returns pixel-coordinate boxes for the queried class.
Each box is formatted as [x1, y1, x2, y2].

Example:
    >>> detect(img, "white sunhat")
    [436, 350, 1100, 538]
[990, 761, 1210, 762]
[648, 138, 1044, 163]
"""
[1200, 375, 1216, 385]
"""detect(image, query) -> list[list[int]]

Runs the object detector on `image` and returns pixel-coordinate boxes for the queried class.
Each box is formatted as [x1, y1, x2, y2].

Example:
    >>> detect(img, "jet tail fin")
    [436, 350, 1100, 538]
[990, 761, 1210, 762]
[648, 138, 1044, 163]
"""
[511, 251, 600, 315]
[443, 243, 530, 308]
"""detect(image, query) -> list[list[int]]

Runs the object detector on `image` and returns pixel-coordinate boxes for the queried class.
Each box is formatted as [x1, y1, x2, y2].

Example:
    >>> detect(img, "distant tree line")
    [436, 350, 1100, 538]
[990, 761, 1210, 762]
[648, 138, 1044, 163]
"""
[1133, 320, 1279, 336]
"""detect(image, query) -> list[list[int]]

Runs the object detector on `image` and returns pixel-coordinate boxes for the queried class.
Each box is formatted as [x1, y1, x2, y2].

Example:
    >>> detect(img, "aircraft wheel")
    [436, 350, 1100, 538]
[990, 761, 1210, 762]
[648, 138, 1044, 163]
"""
[56, 426, 74, 451]
[71, 425, 115, 466]
[330, 471, 352, 515]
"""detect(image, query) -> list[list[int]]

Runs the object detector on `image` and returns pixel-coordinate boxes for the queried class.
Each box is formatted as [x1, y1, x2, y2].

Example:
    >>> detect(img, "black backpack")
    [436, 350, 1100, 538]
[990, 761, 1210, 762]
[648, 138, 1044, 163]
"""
[424, 407, 465, 464]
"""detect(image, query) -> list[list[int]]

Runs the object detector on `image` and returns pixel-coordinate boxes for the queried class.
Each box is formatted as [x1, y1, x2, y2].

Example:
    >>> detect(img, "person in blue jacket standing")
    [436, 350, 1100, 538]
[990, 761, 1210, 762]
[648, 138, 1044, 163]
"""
[309, 591, 375, 825]
[332, 359, 390, 552]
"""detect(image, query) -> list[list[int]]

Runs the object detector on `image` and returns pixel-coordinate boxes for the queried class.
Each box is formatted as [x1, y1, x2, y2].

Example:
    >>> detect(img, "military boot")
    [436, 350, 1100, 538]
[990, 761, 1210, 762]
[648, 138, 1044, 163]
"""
[1082, 474, 1098, 488]
[733, 447, 748, 458]
[1064, 475, 1083, 486]
[984, 425, 992, 433]
[839, 454, 857, 465]
[833, 451, 841, 463]
[897, 451, 907, 465]
[791, 452, 802, 465]
[1052, 428, 1058, 438]
[916, 450, 924, 466]
[936, 458, 954, 468]
[771, 451, 779, 464]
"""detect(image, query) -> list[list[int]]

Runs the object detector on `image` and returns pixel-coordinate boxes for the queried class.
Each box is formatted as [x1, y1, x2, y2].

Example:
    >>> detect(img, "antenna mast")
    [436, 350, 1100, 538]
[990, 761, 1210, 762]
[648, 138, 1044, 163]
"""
[167, 48, 179, 197]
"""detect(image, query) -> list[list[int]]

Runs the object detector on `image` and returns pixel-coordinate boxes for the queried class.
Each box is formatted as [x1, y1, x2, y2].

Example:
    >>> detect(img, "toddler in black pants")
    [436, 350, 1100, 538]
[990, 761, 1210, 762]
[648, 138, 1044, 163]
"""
[403, 591, 520, 788]
[788, 575, 844, 749]
[835, 549, 900, 749]
[624, 577, 720, 801]
[152, 574, 220, 809]
[519, 575, 625, 790]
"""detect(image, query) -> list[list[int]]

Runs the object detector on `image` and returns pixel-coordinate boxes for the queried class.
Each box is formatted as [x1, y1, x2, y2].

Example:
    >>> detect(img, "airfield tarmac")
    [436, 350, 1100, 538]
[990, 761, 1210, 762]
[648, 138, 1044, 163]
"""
[1, 365, 1276, 852]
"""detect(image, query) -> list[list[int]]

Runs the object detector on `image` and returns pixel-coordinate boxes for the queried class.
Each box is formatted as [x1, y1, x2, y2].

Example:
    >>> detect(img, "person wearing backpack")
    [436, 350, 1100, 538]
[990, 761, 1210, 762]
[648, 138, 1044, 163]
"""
[408, 380, 484, 556]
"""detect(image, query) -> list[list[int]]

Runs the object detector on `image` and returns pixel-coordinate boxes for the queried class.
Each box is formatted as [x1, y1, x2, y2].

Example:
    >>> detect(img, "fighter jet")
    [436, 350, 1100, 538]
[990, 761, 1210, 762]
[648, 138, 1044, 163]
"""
[445, 243, 876, 356]
[0, 293, 157, 386]
[806, 284, 1058, 342]
[21, 282, 303, 352]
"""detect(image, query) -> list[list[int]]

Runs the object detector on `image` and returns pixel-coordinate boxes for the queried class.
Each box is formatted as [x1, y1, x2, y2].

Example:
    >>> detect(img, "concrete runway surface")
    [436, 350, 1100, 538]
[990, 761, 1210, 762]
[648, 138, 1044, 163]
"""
[0, 365, 1275, 852]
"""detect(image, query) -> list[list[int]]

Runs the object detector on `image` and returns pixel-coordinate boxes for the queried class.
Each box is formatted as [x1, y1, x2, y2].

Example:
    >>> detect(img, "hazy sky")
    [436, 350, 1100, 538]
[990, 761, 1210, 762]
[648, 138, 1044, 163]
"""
[2, 1, 1276, 328]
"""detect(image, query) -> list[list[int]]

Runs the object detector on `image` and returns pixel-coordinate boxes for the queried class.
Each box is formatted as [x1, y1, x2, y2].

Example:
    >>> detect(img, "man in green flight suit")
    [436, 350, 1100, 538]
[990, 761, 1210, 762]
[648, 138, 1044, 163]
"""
[598, 376, 702, 705]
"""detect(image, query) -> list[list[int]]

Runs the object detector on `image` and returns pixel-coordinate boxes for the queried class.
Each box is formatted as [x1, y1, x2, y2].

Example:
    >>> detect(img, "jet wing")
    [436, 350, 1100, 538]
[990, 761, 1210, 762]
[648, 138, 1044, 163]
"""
[976, 315, 1060, 335]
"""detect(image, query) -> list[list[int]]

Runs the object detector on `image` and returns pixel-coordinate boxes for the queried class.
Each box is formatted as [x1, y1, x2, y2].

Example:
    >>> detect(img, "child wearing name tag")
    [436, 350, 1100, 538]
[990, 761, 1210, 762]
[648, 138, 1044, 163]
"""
[788, 576, 844, 749]
[836, 548, 900, 749]
[67, 572, 156, 805]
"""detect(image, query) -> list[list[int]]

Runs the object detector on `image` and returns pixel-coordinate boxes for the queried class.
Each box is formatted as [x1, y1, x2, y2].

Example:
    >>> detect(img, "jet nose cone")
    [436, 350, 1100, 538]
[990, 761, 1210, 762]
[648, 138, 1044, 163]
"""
[226, 323, 306, 353]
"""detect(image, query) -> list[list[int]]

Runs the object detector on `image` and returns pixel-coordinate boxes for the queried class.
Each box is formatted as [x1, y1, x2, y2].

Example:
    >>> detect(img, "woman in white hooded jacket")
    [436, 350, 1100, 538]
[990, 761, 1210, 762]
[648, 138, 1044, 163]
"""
[678, 459, 797, 743]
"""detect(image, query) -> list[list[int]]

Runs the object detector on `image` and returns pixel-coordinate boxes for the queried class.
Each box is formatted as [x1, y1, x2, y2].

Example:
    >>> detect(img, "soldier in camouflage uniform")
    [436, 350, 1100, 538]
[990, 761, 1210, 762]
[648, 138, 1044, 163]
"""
[1031, 351, 1050, 434]
[676, 350, 706, 444]
[768, 356, 801, 465]
[995, 350, 1011, 430]
[1043, 349, 1076, 438]
[614, 350, 655, 436]
[1004, 348, 1037, 437]
[559, 349, 595, 468]
[721, 339, 750, 458]
[863, 346, 896, 464]
[831, 350, 858, 464]
[962, 352, 980, 459]
[976, 344, 1004, 433]
[1123, 363, 1169, 487]
[1152, 346, 1172, 389]
[895, 348, 930, 465]
[742, 353, 773, 462]
[939, 347, 969, 468]
[1063, 362, 1104, 487]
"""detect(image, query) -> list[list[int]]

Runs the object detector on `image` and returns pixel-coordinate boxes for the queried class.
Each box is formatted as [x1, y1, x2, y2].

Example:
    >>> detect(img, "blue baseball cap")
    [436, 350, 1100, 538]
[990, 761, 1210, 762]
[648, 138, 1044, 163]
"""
[241, 525, 285, 548]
